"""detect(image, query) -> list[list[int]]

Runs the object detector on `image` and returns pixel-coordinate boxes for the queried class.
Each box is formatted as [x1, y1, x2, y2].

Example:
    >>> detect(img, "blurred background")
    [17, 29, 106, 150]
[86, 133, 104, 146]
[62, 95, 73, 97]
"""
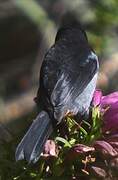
[0, 0, 118, 178]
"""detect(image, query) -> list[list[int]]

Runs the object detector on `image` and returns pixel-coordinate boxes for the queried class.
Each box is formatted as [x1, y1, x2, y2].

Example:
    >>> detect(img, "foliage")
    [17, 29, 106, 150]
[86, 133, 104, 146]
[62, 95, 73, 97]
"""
[0, 107, 99, 179]
[0, 99, 117, 179]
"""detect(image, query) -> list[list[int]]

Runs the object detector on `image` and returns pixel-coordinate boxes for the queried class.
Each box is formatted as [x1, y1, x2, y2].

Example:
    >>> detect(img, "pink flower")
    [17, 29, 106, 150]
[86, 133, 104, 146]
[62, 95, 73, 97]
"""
[92, 90, 118, 134]
[94, 140, 118, 158]
[92, 89, 102, 107]
[102, 102, 118, 133]
[101, 92, 118, 107]
[92, 90, 118, 172]
[64, 144, 95, 164]
[42, 140, 58, 158]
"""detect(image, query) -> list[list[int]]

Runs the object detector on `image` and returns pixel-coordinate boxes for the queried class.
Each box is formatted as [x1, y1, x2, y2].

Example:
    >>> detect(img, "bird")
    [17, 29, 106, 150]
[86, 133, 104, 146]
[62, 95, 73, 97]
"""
[15, 18, 99, 164]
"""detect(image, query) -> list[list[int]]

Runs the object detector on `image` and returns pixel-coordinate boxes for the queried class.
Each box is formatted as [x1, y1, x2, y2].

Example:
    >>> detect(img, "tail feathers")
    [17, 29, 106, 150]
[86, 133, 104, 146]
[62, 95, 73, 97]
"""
[15, 111, 53, 163]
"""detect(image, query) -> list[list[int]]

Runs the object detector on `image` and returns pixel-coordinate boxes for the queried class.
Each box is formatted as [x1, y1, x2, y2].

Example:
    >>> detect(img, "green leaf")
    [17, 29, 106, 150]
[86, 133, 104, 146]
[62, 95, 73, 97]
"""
[55, 137, 72, 148]
[79, 126, 88, 136]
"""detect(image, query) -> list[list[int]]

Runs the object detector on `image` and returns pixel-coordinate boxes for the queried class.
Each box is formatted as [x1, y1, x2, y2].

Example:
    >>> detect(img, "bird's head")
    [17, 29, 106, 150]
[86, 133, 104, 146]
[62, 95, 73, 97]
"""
[55, 13, 88, 43]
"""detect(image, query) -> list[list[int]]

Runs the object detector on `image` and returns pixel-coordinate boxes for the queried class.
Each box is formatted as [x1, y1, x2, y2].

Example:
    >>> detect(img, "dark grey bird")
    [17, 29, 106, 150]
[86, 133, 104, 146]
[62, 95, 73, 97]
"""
[15, 20, 99, 163]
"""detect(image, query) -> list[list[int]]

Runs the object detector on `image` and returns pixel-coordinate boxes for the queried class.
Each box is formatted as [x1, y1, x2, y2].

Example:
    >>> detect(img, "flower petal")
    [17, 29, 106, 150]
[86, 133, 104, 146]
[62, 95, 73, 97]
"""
[94, 140, 118, 157]
[92, 89, 102, 107]
[73, 144, 95, 154]
[102, 102, 118, 133]
[101, 92, 118, 107]
[64, 144, 95, 162]
[108, 142, 118, 152]
[90, 166, 107, 178]
[42, 140, 58, 157]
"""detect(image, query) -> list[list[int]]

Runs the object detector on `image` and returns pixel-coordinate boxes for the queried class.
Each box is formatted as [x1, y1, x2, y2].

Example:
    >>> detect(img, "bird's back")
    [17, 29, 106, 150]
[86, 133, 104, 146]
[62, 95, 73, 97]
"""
[16, 22, 99, 164]
[37, 25, 98, 121]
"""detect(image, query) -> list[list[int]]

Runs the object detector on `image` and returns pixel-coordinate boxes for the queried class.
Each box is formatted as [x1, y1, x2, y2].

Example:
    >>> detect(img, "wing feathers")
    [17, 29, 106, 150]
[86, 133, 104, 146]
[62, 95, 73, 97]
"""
[51, 52, 98, 110]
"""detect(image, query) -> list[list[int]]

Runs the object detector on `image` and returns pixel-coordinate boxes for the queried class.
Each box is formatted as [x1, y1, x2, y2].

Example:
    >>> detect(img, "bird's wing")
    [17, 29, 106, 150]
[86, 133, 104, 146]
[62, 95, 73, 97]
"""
[40, 43, 98, 119]
[50, 51, 98, 108]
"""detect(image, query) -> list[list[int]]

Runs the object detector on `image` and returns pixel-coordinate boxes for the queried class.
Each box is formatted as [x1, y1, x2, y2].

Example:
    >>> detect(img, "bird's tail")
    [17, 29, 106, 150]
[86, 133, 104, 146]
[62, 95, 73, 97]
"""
[15, 111, 53, 163]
